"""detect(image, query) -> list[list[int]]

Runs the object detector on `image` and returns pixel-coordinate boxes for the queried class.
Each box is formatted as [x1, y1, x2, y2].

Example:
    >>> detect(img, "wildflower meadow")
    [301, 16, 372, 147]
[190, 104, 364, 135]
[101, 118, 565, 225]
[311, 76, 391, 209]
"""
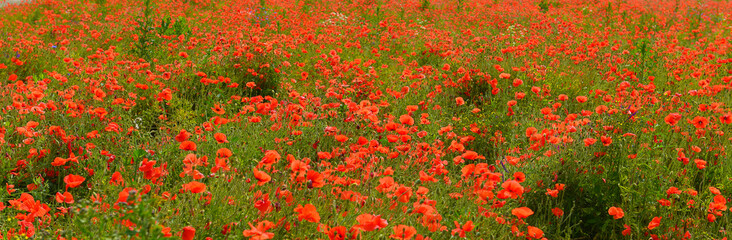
[1, 0, 731, 239]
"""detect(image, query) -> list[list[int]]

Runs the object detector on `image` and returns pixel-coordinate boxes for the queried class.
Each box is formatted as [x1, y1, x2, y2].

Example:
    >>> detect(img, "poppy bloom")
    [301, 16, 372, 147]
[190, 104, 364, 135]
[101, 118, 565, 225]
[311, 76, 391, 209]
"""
[583, 138, 597, 146]
[183, 181, 206, 194]
[175, 129, 191, 142]
[647, 217, 661, 230]
[691, 116, 709, 129]
[327, 226, 348, 240]
[527, 226, 543, 239]
[608, 207, 624, 219]
[576, 96, 588, 103]
[214, 133, 229, 143]
[55, 191, 74, 204]
[335, 134, 349, 143]
[243, 221, 275, 240]
[260, 150, 281, 167]
[182, 226, 195, 240]
[354, 214, 388, 231]
[721, 113, 732, 124]
[391, 225, 417, 240]
[253, 168, 271, 185]
[64, 174, 86, 189]
[512, 207, 534, 219]
[451, 221, 473, 238]
[212, 103, 226, 115]
[461, 151, 484, 160]
[455, 97, 465, 106]
[551, 208, 564, 217]
[294, 204, 320, 223]
[664, 113, 682, 126]
[399, 115, 414, 126]
[180, 141, 197, 151]
[622, 224, 631, 236]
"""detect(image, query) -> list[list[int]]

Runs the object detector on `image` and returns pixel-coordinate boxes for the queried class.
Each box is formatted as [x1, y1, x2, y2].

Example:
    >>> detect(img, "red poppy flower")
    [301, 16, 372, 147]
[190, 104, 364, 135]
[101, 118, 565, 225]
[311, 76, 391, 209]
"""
[399, 115, 414, 126]
[182, 226, 195, 240]
[354, 214, 388, 231]
[608, 207, 624, 219]
[527, 226, 543, 239]
[64, 174, 86, 189]
[55, 191, 74, 204]
[720, 113, 732, 124]
[335, 134, 349, 143]
[511, 207, 534, 219]
[328, 226, 348, 240]
[551, 208, 564, 217]
[253, 168, 271, 186]
[294, 204, 320, 223]
[183, 181, 206, 194]
[691, 116, 709, 129]
[179, 141, 197, 151]
[214, 133, 229, 143]
[455, 97, 465, 106]
[664, 113, 682, 126]
[391, 225, 417, 240]
[243, 221, 275, 240]
[647, 217, 661, 230]
[175, 129, 191, 142]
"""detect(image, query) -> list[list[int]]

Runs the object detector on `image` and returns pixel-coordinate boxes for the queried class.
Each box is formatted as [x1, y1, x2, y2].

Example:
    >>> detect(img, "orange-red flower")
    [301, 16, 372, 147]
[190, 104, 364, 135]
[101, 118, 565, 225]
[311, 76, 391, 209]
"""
[183, 181, 206, 194]
[294, 204, 320, 223]
[399, 115, 414, 126]
[354, 214, 388, 231]
[179, 141, 197, 151]
[64, 174, 85, 189]
[55, 191, 74, 204]
[214, 133, 229, 143]
[511, 207, 534, 219]
[691, 116, 709, 129]
[243, 221, 275, 240]
[451, 221, 473, 238]
[391, 225, 417, 240]
[253, 168, 271, 185]
[526, 226, 543, 239]
[647, 216, 661, 230]
[608, 207, 624, 219]
[181, 226, 195, 240]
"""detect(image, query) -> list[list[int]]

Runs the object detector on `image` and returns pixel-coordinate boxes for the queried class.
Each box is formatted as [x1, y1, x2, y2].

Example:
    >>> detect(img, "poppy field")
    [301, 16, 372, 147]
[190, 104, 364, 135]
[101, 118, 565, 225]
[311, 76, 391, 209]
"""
[1, 0, 732, 239]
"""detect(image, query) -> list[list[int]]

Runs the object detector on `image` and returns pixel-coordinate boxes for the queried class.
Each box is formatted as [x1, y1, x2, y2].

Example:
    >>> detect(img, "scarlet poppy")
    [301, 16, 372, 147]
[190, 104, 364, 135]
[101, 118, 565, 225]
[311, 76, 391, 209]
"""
[664, 113, 682, 126]
[335, 134, 349, 143]
[294, 204, 321, 223]
[253, 168, 271, 185]
[526, 226, 543, 239]
[214, 133, 229, 143]
[243, 221, 275, 240]
[455, 97, 465, 106]
[64, 174, 86, 189]
[391, 225, 417, 240]
[179, 141, 197, 151]
[551, 208, 564, 217]
[608, 207, 624, 219]
[175, 129, 191, 142]
[183, 181, 206, 194]
[182, 226, 195, 240]
[354, 214, 388, 231]
[647, 217, 661, 230]
[691, 116, 709, 129]
[55, 191, 74, 204]
[511, 207, 534, 219]
[399, 115, 414, 126]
